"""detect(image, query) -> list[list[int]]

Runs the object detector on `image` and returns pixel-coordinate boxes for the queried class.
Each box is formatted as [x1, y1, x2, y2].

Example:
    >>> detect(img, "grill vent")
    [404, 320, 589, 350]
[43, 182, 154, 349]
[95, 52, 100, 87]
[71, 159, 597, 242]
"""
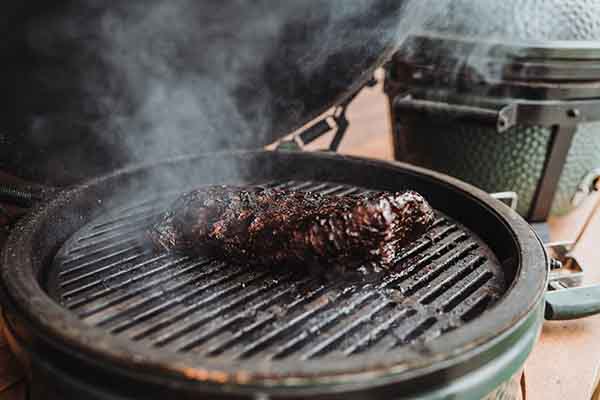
[50, 180, 505, 361]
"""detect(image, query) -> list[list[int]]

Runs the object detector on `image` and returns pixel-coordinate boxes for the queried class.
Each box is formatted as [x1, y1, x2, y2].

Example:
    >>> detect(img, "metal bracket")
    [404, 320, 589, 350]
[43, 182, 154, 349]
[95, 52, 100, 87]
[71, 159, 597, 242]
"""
[545, 241, 584, 289]
[276, 80, 369, 152]
[276, 109, 350, 152]
[506, 100, 600, 221]
[393, 96, 517, 133]
[529, 124, 578, 222]
[328, 104, 350, 152]
[490, 191, 519, 211]
[393, 95, 600, 133]
[571, 167, 600, 208]
[276, 118, 332, 151]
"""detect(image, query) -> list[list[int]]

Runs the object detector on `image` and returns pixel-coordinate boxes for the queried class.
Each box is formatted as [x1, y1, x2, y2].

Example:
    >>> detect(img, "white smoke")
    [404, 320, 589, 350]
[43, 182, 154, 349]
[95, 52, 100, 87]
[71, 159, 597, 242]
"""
[24, 1, 451, 185]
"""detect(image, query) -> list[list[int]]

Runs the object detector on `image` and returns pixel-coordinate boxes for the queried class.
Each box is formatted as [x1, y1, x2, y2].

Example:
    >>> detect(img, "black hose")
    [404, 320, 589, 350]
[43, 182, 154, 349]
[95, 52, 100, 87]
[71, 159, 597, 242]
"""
[0, 185, 42, 208]
[0, 205, 9, 220]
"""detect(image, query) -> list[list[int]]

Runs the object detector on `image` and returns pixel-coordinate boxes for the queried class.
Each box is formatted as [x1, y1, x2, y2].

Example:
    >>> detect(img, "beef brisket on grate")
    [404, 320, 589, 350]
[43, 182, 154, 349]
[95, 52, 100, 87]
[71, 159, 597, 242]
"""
[150, 185, 435, 269]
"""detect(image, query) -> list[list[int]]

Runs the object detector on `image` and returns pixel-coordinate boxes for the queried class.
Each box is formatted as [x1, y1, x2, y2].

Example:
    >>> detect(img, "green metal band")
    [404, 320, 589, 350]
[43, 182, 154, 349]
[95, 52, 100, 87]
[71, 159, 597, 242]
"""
[400, 301, 544, 400]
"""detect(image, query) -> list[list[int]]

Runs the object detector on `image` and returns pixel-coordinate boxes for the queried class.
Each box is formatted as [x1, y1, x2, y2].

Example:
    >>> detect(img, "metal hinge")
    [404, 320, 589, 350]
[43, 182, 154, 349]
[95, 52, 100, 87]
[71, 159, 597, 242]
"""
[572, 168, 600, 208]
[490, 191, 519, 211]
[545, 241, 583, 289]
[275, 108, 349, 152]
[275, 78, 376, 152]
[490, 191, 586, 289]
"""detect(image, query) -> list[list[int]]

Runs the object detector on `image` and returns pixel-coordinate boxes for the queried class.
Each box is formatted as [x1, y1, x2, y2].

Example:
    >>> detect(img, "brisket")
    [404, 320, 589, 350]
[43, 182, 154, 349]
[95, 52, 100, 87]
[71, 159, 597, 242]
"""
[150, 185, 435, 269]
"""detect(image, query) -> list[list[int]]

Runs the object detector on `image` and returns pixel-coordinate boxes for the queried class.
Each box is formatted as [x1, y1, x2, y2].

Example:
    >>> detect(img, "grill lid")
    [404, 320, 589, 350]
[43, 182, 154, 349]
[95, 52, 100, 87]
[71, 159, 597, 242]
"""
[394, 0, 600, 91]
[1, 0, 413, 185]
[428, 0, 600, 42]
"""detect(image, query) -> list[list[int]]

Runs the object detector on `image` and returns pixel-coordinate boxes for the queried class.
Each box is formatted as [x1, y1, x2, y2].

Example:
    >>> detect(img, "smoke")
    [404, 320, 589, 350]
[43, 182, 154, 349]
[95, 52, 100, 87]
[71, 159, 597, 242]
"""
[20, 1, 599, 185]
[89, 0, 440, 164]
[406, 0, 600, 86]
[418, 1, 525, 84]
[21, 1, 452, 186]
[426, 0, 600, 41]
[80, 1, 284, 163]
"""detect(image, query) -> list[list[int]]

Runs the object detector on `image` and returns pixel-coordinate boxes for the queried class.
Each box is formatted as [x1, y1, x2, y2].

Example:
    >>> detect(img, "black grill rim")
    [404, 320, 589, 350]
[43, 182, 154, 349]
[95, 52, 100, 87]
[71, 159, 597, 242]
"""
[0, 150, 548, 392]
[49, 182, 505, 362]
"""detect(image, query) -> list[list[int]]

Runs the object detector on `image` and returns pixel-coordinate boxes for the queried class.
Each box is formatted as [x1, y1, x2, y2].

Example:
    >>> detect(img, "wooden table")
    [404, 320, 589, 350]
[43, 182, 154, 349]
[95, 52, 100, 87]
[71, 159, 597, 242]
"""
[1, 78, 599, 399]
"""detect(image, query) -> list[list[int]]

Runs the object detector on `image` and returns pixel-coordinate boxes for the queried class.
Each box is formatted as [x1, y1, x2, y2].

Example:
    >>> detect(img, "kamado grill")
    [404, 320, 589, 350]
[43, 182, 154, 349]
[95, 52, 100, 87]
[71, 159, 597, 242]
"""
[0, 151, 531, 399]
[1, 2, 600, 400]
[4, 150, 600, 400]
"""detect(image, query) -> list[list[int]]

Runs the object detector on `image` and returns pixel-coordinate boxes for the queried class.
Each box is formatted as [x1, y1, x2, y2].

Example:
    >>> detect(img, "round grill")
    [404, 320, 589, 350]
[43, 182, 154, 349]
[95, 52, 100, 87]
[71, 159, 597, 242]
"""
[48, 180, 505, 363]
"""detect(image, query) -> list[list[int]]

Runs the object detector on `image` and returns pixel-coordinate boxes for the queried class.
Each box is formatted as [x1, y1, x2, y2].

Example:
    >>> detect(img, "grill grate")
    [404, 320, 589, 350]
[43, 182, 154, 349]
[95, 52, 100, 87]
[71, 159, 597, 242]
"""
[49, 181, 505, 362]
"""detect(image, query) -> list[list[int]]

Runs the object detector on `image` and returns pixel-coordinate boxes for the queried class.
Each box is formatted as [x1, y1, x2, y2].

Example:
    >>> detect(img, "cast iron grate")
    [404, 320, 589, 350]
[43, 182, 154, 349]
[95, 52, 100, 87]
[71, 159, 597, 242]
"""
[48, 180, 505, 361]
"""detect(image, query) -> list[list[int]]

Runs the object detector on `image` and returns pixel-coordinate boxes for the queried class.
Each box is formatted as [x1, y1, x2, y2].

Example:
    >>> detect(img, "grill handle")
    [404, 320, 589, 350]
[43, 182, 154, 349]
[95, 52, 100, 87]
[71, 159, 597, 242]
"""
[393, 96, 517, 133]
[545, 285, 600, 320]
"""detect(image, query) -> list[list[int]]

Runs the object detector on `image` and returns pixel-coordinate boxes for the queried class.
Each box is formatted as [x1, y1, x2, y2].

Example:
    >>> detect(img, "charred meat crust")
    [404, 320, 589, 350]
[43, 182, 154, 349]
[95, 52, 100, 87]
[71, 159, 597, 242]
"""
[150, 185, 435, 269]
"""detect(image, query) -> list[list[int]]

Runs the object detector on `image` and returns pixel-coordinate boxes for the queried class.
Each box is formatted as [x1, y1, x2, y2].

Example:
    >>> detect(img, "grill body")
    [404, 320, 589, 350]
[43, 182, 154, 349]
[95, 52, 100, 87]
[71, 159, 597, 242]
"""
[0, 151, 547, 399]
[390, 114, 600, 218]
[386, 0, 600, 221]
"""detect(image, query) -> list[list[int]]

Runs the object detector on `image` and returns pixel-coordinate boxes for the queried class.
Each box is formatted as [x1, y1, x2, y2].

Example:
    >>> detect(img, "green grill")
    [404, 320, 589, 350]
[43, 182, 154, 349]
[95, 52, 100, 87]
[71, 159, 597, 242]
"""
[390, 118, 600, 218]
[385, 0, 600, 221]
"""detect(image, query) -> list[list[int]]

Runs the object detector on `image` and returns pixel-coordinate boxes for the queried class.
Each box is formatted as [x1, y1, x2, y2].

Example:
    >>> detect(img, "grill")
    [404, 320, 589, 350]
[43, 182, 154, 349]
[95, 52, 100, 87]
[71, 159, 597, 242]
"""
[48, 179, 504, 365]
[1, 151, 550, 399]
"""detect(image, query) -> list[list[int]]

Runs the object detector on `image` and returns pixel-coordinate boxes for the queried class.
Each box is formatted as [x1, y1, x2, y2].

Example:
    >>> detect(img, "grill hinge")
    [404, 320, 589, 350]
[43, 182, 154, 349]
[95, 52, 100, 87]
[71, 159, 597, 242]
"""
[275, 78, 376, 152]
